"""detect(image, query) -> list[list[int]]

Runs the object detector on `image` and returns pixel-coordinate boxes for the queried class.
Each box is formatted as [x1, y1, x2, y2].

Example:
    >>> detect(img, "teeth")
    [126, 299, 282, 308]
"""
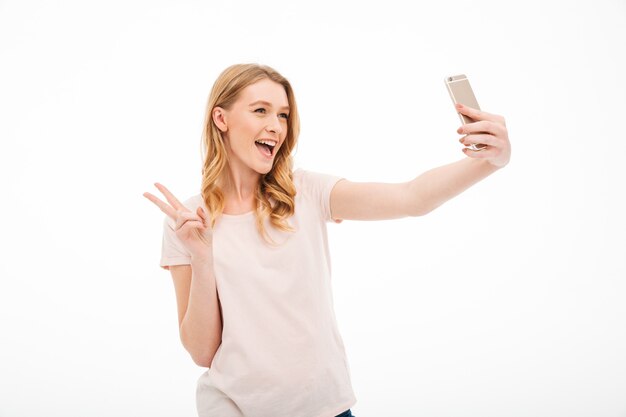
[255, 139, 277, 147]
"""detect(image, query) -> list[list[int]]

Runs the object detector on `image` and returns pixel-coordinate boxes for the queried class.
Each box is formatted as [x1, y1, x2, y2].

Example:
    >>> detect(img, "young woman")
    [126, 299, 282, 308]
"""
[143, 63, 511, 417]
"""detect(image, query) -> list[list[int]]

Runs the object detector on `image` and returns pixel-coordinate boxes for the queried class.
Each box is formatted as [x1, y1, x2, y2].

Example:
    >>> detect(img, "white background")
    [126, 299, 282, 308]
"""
[1, 1, 625, 416]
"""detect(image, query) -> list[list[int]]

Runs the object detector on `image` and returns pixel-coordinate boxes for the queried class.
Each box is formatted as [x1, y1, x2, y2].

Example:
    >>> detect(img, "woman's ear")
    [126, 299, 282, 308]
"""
[212, 107, 228, 132]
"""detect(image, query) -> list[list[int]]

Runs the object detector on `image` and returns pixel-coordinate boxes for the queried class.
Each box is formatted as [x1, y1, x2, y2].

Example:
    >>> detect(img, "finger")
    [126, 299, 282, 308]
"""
[195, 227, 212, 247]
[460, 133, 497, 147]
[456, 103, 502, 123]
[143, 191, 177, 219]
[178, 219, 206, 231]
[457, 120, 504, 136]
[179, 219, 212, 246]
[175, 211, 204, 230]
[196, 206, 208, 225]
[154, 183, 187, 212]
[196, 206, 206, 219]
[462, 146, 495, 157]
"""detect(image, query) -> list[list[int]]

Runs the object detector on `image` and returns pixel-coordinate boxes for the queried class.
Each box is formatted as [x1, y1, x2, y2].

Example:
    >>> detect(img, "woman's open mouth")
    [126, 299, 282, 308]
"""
[255, 139, 277, 158]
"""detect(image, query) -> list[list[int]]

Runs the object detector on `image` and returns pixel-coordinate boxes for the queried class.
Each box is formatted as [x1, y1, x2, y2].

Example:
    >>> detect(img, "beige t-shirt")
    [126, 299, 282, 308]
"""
[159, 168, 357, 417]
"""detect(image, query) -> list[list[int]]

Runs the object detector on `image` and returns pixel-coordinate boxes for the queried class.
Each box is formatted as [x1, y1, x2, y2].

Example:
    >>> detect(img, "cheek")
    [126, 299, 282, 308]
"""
[237, 117, 261, 136]
[229, 120, 254, 142]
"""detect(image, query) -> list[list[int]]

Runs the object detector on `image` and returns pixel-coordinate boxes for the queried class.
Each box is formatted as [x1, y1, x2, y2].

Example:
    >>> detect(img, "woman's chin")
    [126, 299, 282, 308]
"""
[254, 164, 273, 175]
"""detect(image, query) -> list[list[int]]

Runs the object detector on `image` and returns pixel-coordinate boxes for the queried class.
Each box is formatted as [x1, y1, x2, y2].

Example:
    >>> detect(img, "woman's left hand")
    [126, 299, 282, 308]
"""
[455, 103, 511, 168]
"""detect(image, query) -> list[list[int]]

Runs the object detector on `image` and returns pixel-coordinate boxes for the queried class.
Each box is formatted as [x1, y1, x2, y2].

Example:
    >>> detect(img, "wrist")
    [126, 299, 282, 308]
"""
[472, 157, 502, 171]
[191, 255, 213, 267]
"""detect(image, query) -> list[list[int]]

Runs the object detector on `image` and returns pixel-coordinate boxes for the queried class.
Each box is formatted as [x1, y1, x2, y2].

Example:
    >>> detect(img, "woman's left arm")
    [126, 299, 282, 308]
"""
[329, 104, 511, 221]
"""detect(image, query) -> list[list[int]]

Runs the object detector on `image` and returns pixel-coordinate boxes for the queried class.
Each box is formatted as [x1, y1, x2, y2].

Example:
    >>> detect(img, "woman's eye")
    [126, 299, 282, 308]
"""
[254, 108, 288, 119]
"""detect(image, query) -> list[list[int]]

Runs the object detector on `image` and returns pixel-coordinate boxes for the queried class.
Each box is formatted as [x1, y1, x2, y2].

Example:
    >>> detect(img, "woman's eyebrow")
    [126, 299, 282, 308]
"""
[248, 100, 290, 111]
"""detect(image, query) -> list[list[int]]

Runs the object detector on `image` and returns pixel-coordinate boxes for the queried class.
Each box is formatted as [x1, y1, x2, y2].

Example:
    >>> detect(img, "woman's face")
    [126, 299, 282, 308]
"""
[217, 78, 290, 177]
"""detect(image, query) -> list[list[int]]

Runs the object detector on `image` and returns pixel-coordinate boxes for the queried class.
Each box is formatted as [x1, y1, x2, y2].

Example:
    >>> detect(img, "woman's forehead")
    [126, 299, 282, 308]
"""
[239, 79, 289, 108]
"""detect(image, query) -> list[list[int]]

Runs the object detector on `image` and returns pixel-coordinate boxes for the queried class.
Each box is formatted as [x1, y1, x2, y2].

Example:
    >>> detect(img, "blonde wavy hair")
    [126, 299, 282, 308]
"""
[199, 63, 299, 244]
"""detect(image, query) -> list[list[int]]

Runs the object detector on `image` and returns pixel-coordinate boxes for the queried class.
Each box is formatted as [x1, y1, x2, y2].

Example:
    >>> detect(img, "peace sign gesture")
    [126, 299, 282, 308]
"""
[143, 183, 213, 261]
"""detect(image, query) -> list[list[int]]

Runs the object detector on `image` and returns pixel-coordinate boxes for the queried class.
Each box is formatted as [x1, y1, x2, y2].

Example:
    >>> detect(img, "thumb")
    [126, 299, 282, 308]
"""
[197, 206, 207, 223]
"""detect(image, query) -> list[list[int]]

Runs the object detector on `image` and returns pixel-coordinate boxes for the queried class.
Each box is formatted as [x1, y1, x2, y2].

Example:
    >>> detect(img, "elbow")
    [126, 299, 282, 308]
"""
[186, 341, 220, 368]
[179, 328, 221, 368]
[411, 203, 441, 217]
[404, 183, 431, 217]
[407, 201, 431, 217]
[408, 208, 428, 217]
[406, 193, 438, 217]
[191, 351, 214, 368]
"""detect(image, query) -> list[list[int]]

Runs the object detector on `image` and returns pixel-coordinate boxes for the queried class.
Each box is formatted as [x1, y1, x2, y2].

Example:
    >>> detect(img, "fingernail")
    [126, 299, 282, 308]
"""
[456, 103, 463, 108]
[457, 127, 463, 134]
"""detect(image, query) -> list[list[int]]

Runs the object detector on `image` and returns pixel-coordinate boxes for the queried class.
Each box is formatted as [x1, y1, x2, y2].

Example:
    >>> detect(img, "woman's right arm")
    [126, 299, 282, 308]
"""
[143, 182, 220, 367]
[170, 257, 222, 368]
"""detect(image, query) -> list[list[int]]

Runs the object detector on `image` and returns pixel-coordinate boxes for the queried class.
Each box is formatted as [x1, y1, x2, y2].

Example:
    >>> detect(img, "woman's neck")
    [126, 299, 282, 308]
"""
[219, 167, 261, 214]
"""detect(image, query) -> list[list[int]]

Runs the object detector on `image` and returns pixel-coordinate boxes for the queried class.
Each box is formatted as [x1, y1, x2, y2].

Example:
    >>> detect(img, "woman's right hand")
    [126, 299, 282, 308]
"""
[143, 183, 213, 261]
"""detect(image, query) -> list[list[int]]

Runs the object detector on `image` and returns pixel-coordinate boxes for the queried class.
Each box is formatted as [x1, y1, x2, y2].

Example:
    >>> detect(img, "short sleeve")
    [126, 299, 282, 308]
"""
[295, 168, 345, 223]
[159, 214, 192, 270]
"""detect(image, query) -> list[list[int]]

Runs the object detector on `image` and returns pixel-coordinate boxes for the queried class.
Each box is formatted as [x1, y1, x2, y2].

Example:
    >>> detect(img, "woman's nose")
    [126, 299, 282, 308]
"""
[266, 116, 283, 134]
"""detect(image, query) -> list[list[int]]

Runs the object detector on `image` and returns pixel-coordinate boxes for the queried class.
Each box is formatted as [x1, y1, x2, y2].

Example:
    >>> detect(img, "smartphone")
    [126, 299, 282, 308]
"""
[444, 74, 487, 151]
